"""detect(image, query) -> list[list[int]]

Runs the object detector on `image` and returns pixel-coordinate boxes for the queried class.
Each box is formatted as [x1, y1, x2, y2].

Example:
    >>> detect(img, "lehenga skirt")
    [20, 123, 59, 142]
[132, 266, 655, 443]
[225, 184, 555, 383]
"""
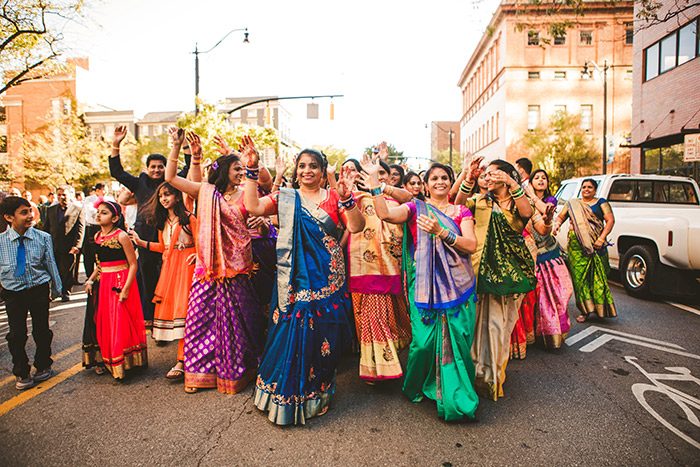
[351, 292, 412, 381]
[471, 293, 524, 401]
[152, 246, 195, 341]
[567, 231, 617, 318]
[535, 257, 573, 349]
[95, 268, 148, 379]
[82, 282, 102, 368]
[183, 275, 265, 394]
[509, 290, 536, 360]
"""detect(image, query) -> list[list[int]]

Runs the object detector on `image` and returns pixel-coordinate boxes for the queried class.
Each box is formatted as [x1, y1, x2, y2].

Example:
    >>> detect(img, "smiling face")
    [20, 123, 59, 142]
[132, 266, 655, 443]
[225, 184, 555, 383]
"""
[4, 204, 34, 231]
[484, 164, 505, 192]
[228, 160, 244, 187]
[405, 175, 423, 196]
[426, 167, 451, 198]
[296, 153, 323, 189]
[158, 187, 178, 210]
[581, 180, 597, 200]
[147, 159, 165, 180]
[477, 171, 488, 191]
[389, 168, 402, 187]
[377, 165, 389, 184]
[531, 171, 549, 192]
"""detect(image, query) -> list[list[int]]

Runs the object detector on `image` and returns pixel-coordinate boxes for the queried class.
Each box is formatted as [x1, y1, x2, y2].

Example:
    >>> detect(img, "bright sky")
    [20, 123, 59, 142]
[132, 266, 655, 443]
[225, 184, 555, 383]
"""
[65, 0, 499, 161]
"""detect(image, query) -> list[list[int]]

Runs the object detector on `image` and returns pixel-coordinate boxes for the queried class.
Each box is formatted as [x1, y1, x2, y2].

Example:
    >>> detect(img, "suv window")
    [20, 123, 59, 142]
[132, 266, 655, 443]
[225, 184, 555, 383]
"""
[556, 182, 578, 205]
[608, 179, 699, 205]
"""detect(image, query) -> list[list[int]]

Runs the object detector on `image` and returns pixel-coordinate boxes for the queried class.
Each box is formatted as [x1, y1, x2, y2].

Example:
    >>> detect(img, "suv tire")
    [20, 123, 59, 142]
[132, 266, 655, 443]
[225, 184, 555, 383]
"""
[620, 245, 657, 298]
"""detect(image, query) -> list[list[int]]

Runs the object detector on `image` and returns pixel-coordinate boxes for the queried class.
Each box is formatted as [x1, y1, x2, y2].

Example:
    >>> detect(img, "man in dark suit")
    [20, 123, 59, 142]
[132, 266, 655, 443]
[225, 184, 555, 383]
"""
[43, 185, 85, 301]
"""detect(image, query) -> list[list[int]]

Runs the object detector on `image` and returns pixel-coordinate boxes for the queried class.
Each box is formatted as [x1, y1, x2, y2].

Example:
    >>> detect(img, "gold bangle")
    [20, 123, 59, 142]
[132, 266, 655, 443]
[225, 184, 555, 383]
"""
[168, 158, 179, 163]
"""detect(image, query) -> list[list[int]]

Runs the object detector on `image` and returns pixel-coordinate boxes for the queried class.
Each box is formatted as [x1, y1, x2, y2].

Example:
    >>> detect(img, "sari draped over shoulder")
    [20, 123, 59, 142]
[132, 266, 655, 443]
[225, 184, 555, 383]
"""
[255, 188, 353, 426]
[401, 199, 479, 421]
[566, 198, 604, 256]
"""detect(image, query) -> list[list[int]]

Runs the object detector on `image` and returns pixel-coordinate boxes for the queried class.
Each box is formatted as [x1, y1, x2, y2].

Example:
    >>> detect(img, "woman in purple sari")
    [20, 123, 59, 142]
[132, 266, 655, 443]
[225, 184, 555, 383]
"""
[164, 130, 265, 394]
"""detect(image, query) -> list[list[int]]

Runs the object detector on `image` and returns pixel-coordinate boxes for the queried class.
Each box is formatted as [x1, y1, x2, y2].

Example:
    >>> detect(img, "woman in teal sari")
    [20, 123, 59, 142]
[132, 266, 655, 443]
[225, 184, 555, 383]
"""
[554, 178, 616, 322]
[372, 162, 479, 421]
[243, 140, 366, 426]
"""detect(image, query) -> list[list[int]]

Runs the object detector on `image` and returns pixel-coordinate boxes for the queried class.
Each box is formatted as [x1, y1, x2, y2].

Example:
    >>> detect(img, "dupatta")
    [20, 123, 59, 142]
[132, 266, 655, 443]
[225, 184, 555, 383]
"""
[409, 199, 475, 317]
[566, 199, 604, 256]
[275, 188, 346, 315]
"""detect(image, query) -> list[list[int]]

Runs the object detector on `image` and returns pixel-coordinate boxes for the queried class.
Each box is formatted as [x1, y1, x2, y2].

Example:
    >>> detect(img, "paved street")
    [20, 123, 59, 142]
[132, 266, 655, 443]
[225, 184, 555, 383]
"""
[0, 283, 698, 466]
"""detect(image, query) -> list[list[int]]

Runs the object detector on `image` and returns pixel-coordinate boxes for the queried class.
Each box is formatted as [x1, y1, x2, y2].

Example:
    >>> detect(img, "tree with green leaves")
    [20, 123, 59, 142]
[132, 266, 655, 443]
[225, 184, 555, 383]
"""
[313, 145, 350, 170]
[363, 142, 405, 164]
[1, 0, 86, 95]
[512, 110, 598, 189]
[21, 107, 110, 191]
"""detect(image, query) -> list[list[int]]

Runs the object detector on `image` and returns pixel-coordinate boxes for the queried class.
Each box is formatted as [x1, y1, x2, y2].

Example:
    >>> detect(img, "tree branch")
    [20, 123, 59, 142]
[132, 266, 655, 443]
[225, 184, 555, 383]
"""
[0, 51, 59, 95]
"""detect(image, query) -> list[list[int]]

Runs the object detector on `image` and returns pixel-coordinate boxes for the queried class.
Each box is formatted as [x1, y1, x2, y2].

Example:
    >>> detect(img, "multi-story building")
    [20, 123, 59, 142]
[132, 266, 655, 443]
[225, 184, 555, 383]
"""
[84, 108, 137, 141]
[457, 1, 634, 172]
[137, 111, 184, 140]
[630, 1, 700, 182]
[430, 121, 461, 165]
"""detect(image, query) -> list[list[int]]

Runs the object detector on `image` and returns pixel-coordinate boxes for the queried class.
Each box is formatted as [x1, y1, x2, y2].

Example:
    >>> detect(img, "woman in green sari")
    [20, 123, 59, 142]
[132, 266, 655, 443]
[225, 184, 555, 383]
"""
[455, 159, 536, 401]
[554, 178, 616, 322]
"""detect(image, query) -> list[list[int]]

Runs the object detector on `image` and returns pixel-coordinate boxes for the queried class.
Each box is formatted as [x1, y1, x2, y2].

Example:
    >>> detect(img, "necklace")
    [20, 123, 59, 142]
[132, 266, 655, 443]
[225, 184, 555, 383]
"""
[223, 189, 238, 202]
[166, 216, 178, 227]
[99, 226, 117, 240]
[427, 200, 451, 212]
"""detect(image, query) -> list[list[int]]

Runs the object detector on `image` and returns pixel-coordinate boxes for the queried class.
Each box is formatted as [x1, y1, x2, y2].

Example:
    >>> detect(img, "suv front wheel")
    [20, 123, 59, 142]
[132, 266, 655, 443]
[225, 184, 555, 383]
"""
[620, 245, 657, 298]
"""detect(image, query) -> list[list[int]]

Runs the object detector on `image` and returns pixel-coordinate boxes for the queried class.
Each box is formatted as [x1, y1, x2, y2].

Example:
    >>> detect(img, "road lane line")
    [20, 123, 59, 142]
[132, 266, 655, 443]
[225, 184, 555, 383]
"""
[565, 326, 600, 346]
[581, 335, 700, 360]
[0, 342, 82, 387]
[0, 363, 82, 417]
[665, 301, 700, 316]
[567, 325, 686, 349]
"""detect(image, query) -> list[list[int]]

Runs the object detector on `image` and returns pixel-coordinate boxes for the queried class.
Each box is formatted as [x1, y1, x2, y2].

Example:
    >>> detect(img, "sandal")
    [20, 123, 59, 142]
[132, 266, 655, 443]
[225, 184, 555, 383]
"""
[165, 366, 184, 380]
[94, 366, 106, 375]
[576, 314, 588, 324]
[184, 386, 198, 394]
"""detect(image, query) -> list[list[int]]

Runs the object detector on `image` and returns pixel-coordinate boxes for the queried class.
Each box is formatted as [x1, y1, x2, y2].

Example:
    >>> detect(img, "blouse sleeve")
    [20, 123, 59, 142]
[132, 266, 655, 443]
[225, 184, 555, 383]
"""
[599, 198, 613, 215]
[405, 201, 417, 221]
[148, 229, 166, 253]
[458, 204, 473, 222]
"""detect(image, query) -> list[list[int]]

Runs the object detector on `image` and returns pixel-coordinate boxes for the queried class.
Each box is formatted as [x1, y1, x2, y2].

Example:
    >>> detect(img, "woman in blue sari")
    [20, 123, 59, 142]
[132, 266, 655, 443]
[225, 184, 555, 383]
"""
[242, 138, 365, 426]
[372, 162, 480, 421]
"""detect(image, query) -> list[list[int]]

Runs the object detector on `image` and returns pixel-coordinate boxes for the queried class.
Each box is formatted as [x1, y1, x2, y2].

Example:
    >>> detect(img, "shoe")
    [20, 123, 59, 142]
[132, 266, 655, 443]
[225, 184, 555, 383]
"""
[61, 293, 70, 302]
[16, 376, 36, 390]
[33, 368, 55, 383]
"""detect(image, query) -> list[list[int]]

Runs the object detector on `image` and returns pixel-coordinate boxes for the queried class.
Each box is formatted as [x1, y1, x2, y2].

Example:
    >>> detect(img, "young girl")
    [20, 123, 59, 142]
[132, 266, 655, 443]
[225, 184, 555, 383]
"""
[85, 200, 147, 380]
[130, 183, 197, 380]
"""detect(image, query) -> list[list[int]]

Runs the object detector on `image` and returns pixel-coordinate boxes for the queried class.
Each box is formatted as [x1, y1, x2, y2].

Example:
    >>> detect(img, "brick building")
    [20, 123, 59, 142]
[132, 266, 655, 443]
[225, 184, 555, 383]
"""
[630, 1, 700, 182]
[430, 121, 461, 165]
[457, 1, 634, 171]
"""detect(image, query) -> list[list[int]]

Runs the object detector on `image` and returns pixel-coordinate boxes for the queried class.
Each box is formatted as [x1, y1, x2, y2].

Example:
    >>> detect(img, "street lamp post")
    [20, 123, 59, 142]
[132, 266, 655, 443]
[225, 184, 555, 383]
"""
[193, 28, 249, 115]
[584, 60, 609, 174]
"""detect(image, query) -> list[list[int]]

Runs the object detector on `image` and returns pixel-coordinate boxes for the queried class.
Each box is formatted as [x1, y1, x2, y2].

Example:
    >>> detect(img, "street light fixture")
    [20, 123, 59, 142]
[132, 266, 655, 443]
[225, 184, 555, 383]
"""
[583, 59, 609, 174]
[193, 27, 249, 115]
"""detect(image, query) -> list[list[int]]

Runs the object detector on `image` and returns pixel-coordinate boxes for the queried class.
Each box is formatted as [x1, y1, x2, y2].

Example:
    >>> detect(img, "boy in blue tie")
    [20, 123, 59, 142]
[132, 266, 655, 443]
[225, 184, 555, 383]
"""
[0, 196, 62, 390]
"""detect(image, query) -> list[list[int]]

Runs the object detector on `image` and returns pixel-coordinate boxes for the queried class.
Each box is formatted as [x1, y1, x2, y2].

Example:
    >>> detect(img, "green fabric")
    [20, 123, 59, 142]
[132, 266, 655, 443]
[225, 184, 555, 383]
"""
[477, 208, 536, 296]
[401, 256, 479, 421]
[567, 230, 616, 317]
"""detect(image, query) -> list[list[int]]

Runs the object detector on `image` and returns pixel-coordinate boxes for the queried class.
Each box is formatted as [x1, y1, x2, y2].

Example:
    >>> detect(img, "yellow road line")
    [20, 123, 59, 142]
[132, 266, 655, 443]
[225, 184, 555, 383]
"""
[0, 362, 82, 417]
[0, 342, 82, 387]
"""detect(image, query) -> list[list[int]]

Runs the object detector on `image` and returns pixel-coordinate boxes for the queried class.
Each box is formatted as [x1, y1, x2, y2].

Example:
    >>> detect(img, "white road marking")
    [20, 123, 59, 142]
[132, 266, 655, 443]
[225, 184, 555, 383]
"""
[566, 325, 685, 349]
[665, 301, 700, 316]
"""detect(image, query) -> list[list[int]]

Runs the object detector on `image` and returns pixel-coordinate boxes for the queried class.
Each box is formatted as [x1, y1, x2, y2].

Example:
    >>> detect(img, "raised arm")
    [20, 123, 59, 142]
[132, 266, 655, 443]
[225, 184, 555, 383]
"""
[186, 132, 203, 183]
[364, 167, 410, 224]
[454, 155, 483, 206]
[165, 129, 201, 199]
[336, 167, 365, 233]
[240, 135, 277, 217]
[109, 125, 140, 193]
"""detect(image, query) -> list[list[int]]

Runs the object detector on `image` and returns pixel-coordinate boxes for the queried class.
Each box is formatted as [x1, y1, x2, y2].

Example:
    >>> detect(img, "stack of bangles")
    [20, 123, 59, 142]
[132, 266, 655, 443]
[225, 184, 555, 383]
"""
[459, 181, 474, 195]
[338, 194, 356, 210]
[369, 185, 383, 197]
[441, 228, 458, 246]
[246, 166, 260, 180]
[510, 185, 525, 199]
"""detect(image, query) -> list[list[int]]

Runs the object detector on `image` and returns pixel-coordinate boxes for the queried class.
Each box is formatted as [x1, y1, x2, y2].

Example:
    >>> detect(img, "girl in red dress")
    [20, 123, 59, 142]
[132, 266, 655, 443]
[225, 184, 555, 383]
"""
[85, 200, 147, 380]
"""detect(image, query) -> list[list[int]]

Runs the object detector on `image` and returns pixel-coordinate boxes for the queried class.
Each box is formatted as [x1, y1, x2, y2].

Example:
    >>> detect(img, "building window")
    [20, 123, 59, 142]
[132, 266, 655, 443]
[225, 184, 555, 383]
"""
[553, 32, 566, 45]
[580, 30, 593, 46]
[527, 105, 540, 131]
[645, 43, 659, 80]
[678, 20, 697, 66]
[625, 22, 634, 45]
[528, 71, 540, 79]
[580, 105, 593, 132]
[660, 34, 677, 73]
[527, 30, 540, 46]
[0, 135, 6, 153]
[625, 69, 633, 80]
[554, 105, 567, 114]
[554, 71, 567, 80]
[0, 106, 5, 123]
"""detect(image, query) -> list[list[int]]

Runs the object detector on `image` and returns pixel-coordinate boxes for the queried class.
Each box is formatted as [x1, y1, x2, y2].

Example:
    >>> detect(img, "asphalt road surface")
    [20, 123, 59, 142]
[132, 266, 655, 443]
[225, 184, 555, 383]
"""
[0, 282, 698, 466]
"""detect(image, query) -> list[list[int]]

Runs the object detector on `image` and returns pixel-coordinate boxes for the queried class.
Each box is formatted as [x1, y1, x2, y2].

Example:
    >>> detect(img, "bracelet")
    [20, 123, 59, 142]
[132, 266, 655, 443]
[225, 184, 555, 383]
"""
[85, 280, 94, 286]
[338, 194, 356, 210]
[168, 158, 179, 163]
[369, 186, 383, 196]
[111, 145, 120, 150]
[442, 230, 457, 246]
[192, 162, 200, 166]
[246, 168, 260, 180]
[460, 181, 474, 194]
[509, 186, 525, 199]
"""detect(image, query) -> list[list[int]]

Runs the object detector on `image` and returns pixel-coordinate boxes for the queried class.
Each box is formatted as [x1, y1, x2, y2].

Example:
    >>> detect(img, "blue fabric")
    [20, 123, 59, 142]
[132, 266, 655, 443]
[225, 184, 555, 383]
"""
[0, 227, 62, 295]
[14, 236, 26, 277]
[254, 190, 353, 425]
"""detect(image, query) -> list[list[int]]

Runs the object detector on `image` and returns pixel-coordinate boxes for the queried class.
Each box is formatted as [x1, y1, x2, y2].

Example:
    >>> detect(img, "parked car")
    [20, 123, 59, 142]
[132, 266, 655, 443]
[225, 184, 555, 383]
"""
[554, 174, 700, 299]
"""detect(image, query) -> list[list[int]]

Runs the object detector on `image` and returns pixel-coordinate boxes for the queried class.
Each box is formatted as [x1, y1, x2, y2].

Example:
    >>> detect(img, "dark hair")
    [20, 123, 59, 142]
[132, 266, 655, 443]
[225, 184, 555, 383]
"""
[515, 157, 533, 176]
[530, 169, 552, 199]
[146, 154, 167, 167]
[96, 200, 126, 230]
[292, 149, 328, 189]
[403, 171, 425, 201]
[389, 164, 405, 187]
[342, 158, 362, 173]
[207, 154, 242, 194]
[94, 183, 105, 191]
[581, 178, 599, 190]
[1, 196, 31, 218]
[488, 159, 521, 185]
[423, 163, 455, 186]
[143, 182, 192, 234]
[379, 160, 391, 175]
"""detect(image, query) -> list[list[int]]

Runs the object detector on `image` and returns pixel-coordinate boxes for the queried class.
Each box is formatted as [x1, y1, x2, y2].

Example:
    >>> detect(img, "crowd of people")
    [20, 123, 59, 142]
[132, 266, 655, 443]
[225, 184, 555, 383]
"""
[0, 126, 617, 425]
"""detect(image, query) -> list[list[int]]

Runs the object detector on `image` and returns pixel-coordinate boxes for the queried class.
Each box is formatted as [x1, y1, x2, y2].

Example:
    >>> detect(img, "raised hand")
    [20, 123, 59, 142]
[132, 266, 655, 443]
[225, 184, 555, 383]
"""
[523, 182, 537, 200]
[378, 141, 389, 162]
[168, 127, 185, 147]
[186, 132, 202, 164]
[326, 161, 337, 180]
[213, 135, 232, 156]
[336, 166, 354, 199]
[239, 134, 259, 168]
[113, 125, 127, 147]
[544, 204, 556, 224]
[274, 156, 287, 180]
[491, 169, 517, 189]
[466, 155, 484, 181]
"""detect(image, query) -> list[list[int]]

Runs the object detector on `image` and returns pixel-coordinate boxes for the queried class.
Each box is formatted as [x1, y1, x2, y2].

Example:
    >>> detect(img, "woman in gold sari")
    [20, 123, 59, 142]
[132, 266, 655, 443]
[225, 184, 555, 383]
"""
[554, 178, 616, 322]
